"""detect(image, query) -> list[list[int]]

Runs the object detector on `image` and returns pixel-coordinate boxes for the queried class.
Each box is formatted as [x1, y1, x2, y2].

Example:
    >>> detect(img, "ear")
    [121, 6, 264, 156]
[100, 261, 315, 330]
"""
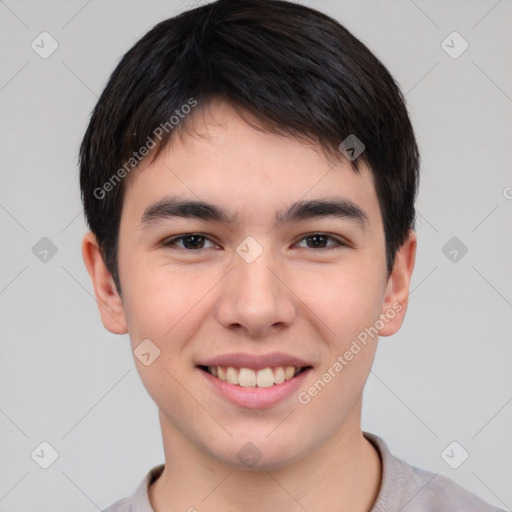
[81, 231, 128, 335]
[378, 229, 417, 336]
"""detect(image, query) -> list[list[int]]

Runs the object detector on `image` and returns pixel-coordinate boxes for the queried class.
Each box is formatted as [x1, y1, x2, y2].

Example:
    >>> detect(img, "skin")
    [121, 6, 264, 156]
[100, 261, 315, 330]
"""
[83, 100, 416, 512]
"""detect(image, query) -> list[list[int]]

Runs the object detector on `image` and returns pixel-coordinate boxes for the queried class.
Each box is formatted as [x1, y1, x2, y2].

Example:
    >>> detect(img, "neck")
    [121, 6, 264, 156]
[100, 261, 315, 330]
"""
[149, 407, 381, 512]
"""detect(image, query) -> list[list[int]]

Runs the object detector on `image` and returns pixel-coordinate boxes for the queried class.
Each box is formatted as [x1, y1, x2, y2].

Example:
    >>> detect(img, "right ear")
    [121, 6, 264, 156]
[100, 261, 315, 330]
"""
[81, 231, 128, 334]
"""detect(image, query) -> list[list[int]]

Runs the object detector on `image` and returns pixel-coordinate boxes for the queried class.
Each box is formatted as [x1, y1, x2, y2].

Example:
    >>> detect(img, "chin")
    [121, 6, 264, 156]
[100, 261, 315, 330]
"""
[212, 433, 311, 472]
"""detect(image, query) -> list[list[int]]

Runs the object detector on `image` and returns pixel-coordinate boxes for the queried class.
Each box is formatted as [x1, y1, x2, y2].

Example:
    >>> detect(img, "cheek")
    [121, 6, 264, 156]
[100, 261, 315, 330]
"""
[294, 262, 385, 345]
[119, 255, 222, 365]
[295, 271, 382, 421]
[118, 249, 184, 334]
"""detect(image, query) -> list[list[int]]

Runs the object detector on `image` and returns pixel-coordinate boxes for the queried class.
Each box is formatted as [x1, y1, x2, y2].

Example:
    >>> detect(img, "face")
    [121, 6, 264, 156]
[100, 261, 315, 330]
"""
[83, 100, 415, 471]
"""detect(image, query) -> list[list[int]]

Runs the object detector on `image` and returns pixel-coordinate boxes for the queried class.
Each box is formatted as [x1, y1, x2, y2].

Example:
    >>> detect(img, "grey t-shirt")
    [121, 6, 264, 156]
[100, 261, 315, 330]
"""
[102, 432, 504, 511]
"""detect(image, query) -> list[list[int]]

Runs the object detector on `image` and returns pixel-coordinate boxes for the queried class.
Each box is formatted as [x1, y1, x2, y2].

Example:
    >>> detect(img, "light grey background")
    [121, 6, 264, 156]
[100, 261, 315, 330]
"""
[0, 0, 511, 510]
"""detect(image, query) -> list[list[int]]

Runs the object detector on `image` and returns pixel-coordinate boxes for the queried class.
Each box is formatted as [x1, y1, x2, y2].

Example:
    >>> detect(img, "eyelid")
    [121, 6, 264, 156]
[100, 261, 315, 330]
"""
[292, 232, 348, 249]
[161, 233, 219, 249]
[161, 232, 349, 250]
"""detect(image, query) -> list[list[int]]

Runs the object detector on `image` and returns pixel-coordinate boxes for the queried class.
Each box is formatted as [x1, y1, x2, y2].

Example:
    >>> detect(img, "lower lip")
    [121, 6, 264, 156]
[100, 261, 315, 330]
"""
[198, 367, 312, 409]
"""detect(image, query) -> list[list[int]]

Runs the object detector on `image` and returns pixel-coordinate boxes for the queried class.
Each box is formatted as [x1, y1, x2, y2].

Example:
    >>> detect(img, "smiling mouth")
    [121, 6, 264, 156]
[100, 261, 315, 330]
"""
[198, 365, 311, 388]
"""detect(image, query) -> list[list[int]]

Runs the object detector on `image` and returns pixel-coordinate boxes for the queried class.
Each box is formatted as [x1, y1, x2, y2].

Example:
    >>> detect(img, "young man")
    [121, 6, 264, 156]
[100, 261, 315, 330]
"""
[80, 0, 503, 510]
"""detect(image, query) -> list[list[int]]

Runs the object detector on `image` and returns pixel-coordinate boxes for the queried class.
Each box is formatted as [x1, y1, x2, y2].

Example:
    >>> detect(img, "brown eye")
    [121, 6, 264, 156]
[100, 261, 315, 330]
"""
[295, 233, 344, 249]
[163, 234, 216, 250]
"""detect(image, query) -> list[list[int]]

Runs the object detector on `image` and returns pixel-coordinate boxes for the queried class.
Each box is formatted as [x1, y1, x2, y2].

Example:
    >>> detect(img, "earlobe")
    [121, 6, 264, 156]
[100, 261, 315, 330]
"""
[378, 229, 417, 337]
[81, 231, 128, 335]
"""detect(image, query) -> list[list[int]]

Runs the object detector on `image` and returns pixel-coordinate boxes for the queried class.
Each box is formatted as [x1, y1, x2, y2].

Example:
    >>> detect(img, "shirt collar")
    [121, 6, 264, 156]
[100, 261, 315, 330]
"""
[129, 432, 402, 511]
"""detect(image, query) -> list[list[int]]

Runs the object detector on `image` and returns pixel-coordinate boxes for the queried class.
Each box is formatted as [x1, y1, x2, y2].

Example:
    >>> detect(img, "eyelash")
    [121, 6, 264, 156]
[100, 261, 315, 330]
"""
[161, 233, 347, 251]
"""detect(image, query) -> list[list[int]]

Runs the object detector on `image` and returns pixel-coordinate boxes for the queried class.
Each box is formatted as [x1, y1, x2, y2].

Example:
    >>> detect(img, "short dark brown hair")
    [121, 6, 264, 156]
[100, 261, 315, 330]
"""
[80, 0, 419, 293]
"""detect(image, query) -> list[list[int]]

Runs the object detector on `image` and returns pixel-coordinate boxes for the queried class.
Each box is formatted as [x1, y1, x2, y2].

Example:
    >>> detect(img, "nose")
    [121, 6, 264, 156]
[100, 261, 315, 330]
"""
[215, 244, 296, 338]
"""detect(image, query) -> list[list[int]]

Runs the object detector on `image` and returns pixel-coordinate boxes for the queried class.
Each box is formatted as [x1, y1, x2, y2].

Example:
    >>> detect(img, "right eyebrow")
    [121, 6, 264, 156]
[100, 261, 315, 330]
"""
[140, 197, 238, 227]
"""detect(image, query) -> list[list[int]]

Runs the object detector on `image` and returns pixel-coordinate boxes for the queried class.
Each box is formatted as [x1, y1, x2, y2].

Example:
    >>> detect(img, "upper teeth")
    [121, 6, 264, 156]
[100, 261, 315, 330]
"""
[208, 365, 300, 387]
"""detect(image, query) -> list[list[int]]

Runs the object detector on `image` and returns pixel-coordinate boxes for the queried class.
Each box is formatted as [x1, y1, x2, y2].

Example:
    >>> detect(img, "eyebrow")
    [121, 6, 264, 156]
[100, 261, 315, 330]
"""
[140, 196, 369, 228]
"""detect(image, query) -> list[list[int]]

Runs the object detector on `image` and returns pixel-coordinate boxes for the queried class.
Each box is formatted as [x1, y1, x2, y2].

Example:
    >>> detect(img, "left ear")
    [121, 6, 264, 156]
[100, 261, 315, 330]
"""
[378, 229, 417, 336]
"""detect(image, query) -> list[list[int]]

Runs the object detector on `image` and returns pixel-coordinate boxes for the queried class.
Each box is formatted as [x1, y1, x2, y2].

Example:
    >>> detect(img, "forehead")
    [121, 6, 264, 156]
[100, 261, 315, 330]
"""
[121, 101, 381, 229]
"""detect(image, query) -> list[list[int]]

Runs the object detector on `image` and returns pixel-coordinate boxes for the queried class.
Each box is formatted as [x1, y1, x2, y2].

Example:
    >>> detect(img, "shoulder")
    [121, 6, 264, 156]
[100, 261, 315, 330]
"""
[102, 497, 132, 512]
[365, 432, 505, 512]
[400, 464, 503, 512]
[101, 463, 165, 512]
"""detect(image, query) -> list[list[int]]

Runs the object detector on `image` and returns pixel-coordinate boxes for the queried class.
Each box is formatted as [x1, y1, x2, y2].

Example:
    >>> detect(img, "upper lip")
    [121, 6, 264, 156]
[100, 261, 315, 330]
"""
[197, 352, 312, 371]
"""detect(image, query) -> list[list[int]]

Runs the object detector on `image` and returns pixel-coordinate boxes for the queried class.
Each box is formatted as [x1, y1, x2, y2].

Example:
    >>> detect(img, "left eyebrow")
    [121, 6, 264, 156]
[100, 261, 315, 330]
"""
[275, 198, 369, 227]
[139, 196, 369, 228]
